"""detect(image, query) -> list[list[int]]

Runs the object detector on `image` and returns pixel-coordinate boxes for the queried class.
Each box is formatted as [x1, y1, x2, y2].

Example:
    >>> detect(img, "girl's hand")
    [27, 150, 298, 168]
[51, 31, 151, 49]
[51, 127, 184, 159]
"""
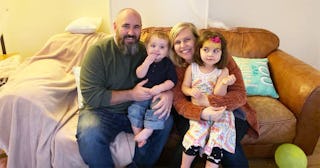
[222, 74, 236, 86]
[191, 88, 203, 99]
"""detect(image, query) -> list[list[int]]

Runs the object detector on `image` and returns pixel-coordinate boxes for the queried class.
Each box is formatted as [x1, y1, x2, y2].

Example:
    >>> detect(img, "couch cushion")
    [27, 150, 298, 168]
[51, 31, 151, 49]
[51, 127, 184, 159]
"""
[141, 27, 279, 59]
[242, 96, 296, 144]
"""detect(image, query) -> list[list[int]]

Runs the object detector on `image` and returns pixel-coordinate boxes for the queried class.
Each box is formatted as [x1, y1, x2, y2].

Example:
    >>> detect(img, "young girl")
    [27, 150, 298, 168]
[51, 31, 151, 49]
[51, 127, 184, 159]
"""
[128, 31, 177, 147]
[181, 30, 236, 168]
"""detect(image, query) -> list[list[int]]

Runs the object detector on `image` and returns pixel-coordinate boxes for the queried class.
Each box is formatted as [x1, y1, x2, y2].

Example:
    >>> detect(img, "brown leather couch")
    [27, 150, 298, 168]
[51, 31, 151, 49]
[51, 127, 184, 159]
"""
[140, 27, 320, 166]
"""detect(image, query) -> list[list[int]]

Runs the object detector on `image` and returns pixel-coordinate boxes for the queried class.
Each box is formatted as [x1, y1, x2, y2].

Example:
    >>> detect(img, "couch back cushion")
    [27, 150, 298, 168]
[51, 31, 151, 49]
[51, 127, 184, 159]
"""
[141, 27, 279, 59]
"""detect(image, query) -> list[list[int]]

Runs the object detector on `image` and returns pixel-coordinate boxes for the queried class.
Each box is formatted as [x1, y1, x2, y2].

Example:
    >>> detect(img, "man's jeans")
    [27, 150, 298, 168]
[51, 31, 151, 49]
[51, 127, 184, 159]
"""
[76, 108, 173, 168]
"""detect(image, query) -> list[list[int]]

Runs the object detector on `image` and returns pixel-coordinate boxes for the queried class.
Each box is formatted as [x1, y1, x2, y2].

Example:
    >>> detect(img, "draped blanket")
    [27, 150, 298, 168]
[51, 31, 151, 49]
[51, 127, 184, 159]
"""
[0, 32, 107, 168]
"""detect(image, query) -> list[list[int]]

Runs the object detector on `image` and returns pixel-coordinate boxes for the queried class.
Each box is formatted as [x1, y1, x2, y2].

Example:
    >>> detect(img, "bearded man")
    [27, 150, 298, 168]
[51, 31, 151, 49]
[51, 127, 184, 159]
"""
[76, 8, 173, 168]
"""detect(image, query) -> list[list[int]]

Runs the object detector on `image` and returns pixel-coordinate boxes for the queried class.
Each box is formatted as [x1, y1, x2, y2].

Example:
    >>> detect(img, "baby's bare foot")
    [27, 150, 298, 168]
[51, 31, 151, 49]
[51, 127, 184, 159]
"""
[137, 140, 147, 147]
[134, 128, 154, 147]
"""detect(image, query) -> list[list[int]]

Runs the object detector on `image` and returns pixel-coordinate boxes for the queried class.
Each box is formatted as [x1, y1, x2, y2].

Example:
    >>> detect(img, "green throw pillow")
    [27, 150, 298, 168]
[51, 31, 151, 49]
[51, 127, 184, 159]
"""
[233, 56, 279, 98]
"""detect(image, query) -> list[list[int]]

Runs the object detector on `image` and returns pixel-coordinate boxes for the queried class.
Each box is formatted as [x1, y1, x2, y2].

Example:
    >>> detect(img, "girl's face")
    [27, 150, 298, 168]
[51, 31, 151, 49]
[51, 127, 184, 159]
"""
[146, 36, 169, 62]
[200, 40, 222, 67]
[173, 28, 196, 64]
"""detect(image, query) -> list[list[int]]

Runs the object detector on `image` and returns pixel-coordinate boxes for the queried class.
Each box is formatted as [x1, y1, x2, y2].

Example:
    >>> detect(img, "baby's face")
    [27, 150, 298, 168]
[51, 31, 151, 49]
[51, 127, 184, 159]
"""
[146, 36, 169, 62]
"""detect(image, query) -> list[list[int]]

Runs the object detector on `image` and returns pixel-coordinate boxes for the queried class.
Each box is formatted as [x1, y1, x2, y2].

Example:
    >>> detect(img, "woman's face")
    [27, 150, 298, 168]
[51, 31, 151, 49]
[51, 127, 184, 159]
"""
[173, 28, 196, 63]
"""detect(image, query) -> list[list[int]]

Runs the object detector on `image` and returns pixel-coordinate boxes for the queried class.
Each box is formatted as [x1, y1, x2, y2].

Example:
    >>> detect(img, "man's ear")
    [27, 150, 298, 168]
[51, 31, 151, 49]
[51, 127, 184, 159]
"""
[113, 22, 117, 32]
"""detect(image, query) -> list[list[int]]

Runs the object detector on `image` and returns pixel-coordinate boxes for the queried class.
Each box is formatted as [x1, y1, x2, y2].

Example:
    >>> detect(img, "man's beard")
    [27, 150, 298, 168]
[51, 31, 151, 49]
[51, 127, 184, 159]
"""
[117, 35, 139, 56]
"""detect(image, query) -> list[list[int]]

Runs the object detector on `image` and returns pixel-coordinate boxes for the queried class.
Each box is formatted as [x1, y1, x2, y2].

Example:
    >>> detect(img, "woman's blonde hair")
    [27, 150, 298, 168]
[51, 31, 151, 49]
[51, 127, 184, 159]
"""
[169, 22, 199, 67]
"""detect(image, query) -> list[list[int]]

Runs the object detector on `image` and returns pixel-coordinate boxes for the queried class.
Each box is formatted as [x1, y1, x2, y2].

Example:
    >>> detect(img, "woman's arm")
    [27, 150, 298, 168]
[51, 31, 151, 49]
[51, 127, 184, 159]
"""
[173, 66, 204, 120]
[181, 65, 193, 96]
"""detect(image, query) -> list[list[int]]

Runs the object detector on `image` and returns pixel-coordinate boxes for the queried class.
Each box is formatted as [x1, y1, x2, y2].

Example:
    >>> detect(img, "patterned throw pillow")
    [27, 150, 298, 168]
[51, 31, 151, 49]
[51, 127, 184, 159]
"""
[233, 56, 279, 98]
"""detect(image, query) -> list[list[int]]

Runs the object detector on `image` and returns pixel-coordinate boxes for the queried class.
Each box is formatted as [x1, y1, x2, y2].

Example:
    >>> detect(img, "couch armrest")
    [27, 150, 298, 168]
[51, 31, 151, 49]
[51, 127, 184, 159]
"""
[268, 50, 320, 155]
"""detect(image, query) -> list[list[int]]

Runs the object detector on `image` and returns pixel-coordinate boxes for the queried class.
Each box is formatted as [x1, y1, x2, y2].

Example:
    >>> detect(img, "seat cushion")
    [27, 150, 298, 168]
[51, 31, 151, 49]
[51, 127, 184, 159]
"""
[242, 96, 296, 144]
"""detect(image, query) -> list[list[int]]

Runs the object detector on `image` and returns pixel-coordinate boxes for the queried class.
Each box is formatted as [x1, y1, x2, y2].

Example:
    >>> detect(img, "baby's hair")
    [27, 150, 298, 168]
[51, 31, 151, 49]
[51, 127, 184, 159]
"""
[193, 30, 228, 69]
[144, 30, 171, 48]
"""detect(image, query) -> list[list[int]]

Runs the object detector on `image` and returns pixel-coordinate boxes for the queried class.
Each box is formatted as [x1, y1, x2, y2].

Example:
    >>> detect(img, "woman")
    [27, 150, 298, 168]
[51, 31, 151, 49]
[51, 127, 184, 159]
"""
[169, 22, 259, 167]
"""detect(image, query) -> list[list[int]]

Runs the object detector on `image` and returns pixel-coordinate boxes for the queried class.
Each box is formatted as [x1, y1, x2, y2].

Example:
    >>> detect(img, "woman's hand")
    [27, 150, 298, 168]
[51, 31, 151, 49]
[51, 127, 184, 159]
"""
[201, 106, 226, 121]
[151, 90, 173, 120]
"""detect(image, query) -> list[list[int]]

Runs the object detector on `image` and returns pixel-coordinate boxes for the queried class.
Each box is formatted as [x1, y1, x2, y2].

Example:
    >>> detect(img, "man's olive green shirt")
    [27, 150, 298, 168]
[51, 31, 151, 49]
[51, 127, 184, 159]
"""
[80, 36, 147, 113]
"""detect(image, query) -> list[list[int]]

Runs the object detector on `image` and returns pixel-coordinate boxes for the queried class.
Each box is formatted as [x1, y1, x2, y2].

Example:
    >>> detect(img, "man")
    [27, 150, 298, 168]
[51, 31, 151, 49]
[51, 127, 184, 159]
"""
[76, 8, 173, 168]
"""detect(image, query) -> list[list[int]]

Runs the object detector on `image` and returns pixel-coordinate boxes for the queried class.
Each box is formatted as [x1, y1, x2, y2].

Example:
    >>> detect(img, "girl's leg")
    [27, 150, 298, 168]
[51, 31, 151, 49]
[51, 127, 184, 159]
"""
[205, 160, 219, 168]
[181, 152, 197, 168]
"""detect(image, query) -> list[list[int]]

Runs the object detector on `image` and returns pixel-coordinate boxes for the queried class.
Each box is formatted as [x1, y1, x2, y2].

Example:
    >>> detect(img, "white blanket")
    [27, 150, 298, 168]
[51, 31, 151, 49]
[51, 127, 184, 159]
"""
[0, 32, 107, 168]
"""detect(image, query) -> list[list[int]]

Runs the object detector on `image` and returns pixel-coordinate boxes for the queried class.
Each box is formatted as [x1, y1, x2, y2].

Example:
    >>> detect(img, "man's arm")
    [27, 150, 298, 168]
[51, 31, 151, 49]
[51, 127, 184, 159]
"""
[110, 80, 152, 105]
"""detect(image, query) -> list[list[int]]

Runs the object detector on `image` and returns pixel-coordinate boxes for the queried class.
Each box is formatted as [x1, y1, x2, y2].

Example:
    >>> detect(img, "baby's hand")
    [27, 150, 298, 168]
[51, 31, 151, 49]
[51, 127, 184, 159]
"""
[149, 85, 161, 96]
[145, 53, 157, 64]
[222, 74, 236, 86]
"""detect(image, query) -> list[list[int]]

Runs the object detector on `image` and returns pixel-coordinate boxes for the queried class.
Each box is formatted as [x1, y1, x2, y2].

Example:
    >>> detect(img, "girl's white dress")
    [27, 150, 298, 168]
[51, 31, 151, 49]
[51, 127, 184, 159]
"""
[182, 63, 236, 155]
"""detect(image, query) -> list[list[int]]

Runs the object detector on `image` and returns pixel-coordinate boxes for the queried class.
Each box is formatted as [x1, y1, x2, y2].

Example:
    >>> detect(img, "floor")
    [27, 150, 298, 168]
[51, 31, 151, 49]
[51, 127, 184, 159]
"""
[1, 138, 319, 168]
[248, 138, 320, 168]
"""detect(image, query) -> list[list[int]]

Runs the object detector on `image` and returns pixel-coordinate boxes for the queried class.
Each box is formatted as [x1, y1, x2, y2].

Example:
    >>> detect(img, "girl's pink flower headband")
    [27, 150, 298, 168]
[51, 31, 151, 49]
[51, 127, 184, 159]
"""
[210, 36, 221, 43]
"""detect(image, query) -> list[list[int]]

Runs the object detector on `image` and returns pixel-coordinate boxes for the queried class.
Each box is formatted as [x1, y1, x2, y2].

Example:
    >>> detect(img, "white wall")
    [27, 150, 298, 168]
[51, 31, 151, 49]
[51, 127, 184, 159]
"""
[1, 0, 110, 58]
[1, 0, 319, 70]
[110, 0, 320, 70]
[109, 0, 208, 29]
[211, 0, 320, 70]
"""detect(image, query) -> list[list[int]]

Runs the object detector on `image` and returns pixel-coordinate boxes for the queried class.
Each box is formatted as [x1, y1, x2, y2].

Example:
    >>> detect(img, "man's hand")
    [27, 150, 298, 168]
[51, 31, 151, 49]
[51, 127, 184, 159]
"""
[152, 91, 173, 120]
[131, 79, 152, 101]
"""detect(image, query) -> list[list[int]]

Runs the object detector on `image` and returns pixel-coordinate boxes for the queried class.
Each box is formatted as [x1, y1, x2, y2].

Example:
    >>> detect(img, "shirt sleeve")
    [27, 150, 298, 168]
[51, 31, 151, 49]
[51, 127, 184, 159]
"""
[80, 44, 112, 109]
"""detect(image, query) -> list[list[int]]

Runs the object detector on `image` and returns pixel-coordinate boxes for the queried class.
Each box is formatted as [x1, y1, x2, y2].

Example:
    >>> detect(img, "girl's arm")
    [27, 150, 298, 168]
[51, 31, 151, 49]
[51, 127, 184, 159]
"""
[173, 56, 247, 121]
[208, 57, 246, 111]
[214, 68, 236, 96]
